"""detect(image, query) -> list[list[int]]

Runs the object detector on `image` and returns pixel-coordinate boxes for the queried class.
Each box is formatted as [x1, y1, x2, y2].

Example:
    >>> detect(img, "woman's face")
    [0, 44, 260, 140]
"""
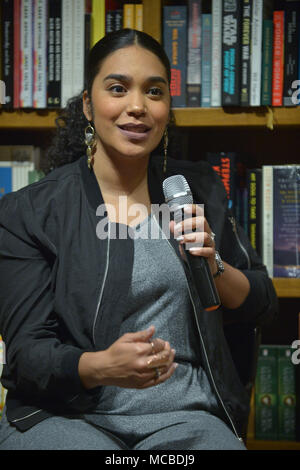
[83, 45, 171, 162]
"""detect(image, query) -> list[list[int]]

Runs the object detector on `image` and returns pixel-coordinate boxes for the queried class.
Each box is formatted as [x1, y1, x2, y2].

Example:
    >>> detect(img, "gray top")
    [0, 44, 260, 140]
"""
[86, 214, 221, 434]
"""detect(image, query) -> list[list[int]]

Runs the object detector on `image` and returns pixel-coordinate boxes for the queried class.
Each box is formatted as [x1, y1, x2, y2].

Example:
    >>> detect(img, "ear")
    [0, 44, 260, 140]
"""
[82, 90, 93, 122]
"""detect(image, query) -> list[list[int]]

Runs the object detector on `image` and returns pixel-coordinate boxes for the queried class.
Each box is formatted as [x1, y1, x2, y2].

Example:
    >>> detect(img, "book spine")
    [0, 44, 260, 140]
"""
[247, 168, 262, 256]
[240, 0, 252, 106]
[13, 0, 21, 108]
[72, 0, 85, 97]
[2, 0, 14, 108]
[115, 9, 123, 31]
[278, 346, 296, 441]
[201, 14, 211, 107]
[206, 152, 221, 178]
[250, 0, 263, 106]
[135, 4, 143, 31]
[0, 163, 12, 197]
[272, 10, 284, 107]
[106, 10, 115, 33]
[47, 0, 61, 108]
[85, 0, 92, 77]
[211, 0, 222, 107]
[33, 0, 47, 108]
[222, 0, 242, 106]
[220, 152, 236, 211]
[91, 0, 105, 47]
[20, 0, 33, 107]
[273, 165, 300, 278]
[255, 345, 278, 440]
[187, 0, 202, 107]
[61, 0, 73, 108]
[123, 4, 135, 29]
[262, 165, 273, 278]
[163, 6, 187, 108]
[283, 2, 300, 107]
[261, 19, 273, 105]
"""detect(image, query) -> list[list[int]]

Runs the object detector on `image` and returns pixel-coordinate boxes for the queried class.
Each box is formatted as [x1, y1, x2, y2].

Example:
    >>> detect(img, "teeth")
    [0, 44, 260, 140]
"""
[120, 126, 148, 133]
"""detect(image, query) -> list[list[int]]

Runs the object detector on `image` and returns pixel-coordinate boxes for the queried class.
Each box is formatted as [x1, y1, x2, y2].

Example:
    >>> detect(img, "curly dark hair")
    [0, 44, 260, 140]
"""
[43, 29, 175, 175]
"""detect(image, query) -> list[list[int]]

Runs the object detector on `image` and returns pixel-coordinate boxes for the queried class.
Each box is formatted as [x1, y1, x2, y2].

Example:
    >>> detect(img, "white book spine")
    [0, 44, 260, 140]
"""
[61, 0, 73, 107]
[72, 0, 85, 97]
[187, 0, 201, 86]
[262, 165, 273, 278]
[20, 0, 33, 107]
[211, 0, 222, 107]
[250, 0, 263, 106]
[33, 0, 47, 108]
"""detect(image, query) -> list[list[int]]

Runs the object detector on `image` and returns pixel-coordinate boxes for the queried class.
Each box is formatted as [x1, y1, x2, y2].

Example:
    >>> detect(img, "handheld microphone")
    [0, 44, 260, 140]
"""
[163, 174, 221, 312]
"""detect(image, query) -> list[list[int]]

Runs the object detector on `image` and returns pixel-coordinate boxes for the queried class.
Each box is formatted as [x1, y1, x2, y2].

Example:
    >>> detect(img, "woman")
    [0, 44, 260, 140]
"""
[0, 29, 278, 450]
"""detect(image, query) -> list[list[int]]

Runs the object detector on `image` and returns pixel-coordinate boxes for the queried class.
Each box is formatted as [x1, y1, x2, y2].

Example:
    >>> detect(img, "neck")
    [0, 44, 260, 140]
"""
[92, 149, 150, 197]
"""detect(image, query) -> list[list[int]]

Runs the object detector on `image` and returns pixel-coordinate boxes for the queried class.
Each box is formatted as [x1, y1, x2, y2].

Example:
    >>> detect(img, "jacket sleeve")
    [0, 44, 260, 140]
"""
[0, 191, 98, 408]
[219, 208, 279, 327]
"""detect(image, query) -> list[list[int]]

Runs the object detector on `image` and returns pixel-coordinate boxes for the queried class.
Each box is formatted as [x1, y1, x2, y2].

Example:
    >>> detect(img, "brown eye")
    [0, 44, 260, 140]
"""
[109, 85, 126, 94]
[148, 87, 163, 96]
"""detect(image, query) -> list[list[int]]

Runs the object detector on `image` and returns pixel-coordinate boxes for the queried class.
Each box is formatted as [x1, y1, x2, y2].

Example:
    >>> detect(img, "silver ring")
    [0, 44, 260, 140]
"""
[209, 232, 216, 245]
[155, 368, 160, 379]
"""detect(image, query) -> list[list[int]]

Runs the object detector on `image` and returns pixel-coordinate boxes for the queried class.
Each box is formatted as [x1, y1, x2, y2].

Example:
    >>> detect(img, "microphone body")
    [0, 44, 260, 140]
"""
[163, 175, 221, 312]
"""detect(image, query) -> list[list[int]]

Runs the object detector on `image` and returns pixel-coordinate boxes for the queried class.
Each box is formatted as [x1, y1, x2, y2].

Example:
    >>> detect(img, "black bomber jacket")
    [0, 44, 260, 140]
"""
[0, 154, 278, 439]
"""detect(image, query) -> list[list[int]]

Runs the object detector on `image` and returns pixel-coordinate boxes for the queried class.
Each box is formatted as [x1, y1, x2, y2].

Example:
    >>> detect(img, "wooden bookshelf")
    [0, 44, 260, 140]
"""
[1, 107, 300, 129]
[272, 278, 300, 298]
[246, 439, 300, 450]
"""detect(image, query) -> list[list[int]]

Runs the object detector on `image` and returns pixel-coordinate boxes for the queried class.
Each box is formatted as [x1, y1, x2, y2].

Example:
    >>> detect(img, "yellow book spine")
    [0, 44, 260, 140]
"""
[91, 0, 105, 48]
[123, 4, 135, 29]
[135, 4, 143, 31]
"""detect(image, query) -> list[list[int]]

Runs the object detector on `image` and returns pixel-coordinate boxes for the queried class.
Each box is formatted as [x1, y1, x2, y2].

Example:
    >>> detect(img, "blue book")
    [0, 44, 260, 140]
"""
[0, 164, 12, 198]
[163, 6, 187, 107]
[273, 165, 300, 278]
[201, 14, 212, 107]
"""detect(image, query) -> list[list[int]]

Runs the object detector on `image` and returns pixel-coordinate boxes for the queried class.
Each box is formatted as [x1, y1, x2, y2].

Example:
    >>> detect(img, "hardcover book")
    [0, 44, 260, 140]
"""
[163, 6, 187, 107]
[187, 0, 202, 107]
[283, 1, 300, 106]
[272, 9, 284, 106]
[201, 14, 211, 107]
[261, 19, 273, 105]
[240, 0, 252, 106]
[277, 346, 296, 440]
[211, 0, 222, 107]
[2, 0, 14, 108]
[247, 168, 262, 257]
[47, 0, 62, 108]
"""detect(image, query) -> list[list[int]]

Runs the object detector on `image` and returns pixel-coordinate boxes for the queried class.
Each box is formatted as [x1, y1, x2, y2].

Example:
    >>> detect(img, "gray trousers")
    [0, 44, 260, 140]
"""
[0, 409, 246, 450]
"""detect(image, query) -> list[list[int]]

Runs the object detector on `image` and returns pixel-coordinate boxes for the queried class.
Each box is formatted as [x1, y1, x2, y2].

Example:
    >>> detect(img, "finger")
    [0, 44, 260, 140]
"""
[123, 325, 155, 343]
[174, 215, 206, 238]
[140, 362, 178, 389]
[148, 338, 167, 355]
[178, 231, 215, 248]
[146, 347, 175, 369]
[188, 246, 215, 258]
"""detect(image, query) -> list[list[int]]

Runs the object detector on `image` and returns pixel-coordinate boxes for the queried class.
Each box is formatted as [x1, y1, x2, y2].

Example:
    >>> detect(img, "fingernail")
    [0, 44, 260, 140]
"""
[176, 235, 184, 242]
[174, 363, 179, 369]
[172, 348, 176, 355]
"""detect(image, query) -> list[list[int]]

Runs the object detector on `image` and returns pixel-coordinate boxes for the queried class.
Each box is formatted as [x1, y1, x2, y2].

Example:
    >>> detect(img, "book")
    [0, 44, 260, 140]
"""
[91, 0, 105, 48]
[250, 0, 263, 106]
[135, 4, 143, 31]
[0, 162, 12, 197]
[20, 0, 33, 107]
[72, 0, 85, 97]
[13, 0, 21, 108]
[0, 161, 35, 194]
[201, 13, 211, 107]
[247, 168, 262, 257]
[47, 0, 62, 108]
[240, 0, 252, 106]
[222, 0, 242, 106]
[283, 1, 300, 106]
[261, 19, 273, 105]
[255, 345, 278, 440]
[187, 0, 202, 107]
[273, 165, 300, 278]
[272, 9, 284, 106]
[278, 346, 296, 440]
[262, 165, 274, 277]
[163, 6, 187, 108]
[220, 152, 236, 211]
[61, 0, 73, 108]
[123, 3, 135, 29]
[2, 0, 14, 108]
[211, 0, 222, 107]
[33, 0, 47, 108]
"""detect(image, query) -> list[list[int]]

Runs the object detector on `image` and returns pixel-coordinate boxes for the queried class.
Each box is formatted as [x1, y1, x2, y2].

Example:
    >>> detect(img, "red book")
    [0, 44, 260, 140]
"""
[13, 0, 21, 108]
[272, 10, 284, 107]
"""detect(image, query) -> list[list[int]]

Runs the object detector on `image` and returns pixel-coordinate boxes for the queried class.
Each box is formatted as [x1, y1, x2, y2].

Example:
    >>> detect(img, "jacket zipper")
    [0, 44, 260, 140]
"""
[152, 215, 243, 441]
[228, 216, 251, 269]
[92, 221, 111, 347]
[11, 408, 43, 423]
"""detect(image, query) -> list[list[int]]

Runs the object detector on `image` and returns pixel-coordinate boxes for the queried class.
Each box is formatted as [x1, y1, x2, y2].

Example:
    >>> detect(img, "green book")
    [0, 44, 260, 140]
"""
[261, 19, 273, 106]
[255, 345, 278, 440]
[28, 170, 44, 184]
[278, 346, 296, 441]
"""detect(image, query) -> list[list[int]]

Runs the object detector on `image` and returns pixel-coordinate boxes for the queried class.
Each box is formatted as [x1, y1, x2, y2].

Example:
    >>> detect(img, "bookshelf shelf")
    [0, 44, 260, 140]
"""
[246, 439, 300, 450]
[272, 278, 300, 298]
[1, 107, 300, 129]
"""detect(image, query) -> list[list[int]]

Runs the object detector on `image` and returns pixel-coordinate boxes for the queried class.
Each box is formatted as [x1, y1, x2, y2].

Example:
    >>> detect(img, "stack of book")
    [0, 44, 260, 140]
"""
[163, 0, 300, 108]
[248, 344, 299, 441]
[206, 152, 300, 279]
[0, 145, 44, 198]
[0, 0, 143, 109]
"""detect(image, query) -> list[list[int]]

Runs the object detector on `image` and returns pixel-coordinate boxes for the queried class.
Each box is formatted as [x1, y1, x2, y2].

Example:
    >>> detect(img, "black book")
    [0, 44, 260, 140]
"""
[2, 0, 14, 108]
[283, 0, 300, 106]
[240, 0, 252, 106]
[47, 0, 62, 108]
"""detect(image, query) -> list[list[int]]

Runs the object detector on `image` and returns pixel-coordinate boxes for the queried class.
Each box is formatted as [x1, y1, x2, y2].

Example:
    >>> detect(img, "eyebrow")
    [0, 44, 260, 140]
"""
[103, 74, 168, 85]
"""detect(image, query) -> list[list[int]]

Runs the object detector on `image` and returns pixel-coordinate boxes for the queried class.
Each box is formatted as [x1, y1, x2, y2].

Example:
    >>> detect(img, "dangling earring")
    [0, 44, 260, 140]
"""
[85, 122, 96, 169]
[163, 128, 168, 174]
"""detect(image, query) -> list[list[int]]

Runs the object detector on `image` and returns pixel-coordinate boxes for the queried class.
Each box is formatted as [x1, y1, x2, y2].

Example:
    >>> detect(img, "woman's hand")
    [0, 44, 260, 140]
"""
[169, 204, 217, 275]
[78, 325, 177, 390]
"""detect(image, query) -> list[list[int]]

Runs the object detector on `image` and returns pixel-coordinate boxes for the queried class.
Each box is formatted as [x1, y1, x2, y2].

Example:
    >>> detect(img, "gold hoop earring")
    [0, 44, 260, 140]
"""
[85, 123, 96, 169]
[163, 128, 168, 174]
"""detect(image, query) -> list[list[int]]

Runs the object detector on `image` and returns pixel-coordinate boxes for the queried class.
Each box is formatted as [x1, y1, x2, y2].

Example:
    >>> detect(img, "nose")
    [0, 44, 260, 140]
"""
[126, 91, 146, 117]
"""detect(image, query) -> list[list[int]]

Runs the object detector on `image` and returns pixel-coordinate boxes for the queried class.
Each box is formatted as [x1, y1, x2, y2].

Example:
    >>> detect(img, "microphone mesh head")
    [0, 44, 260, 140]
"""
[162, 175, 193, 210]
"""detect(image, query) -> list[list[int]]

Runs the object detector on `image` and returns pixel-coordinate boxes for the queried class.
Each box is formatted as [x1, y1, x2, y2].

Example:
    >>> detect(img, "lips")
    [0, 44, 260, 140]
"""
[117, 123, 151, 141]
